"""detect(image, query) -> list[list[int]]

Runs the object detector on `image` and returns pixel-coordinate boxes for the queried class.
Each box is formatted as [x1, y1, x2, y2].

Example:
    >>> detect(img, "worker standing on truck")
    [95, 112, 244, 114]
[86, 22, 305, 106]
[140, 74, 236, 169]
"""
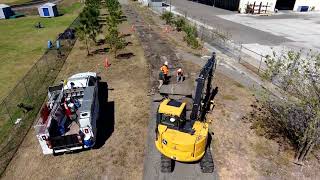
[176, 68, 184, 83]
[158, 71, 164, 90]
[160, 61, 169, 83]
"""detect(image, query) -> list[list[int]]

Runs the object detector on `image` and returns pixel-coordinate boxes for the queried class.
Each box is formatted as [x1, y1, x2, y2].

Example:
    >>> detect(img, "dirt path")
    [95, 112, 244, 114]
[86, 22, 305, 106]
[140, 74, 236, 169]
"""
[122, 4, 218, 180]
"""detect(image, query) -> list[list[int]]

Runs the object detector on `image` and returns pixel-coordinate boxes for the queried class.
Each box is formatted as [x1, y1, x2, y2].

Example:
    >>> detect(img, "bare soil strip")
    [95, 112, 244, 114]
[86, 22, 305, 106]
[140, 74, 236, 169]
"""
[122, 4, 218, 180]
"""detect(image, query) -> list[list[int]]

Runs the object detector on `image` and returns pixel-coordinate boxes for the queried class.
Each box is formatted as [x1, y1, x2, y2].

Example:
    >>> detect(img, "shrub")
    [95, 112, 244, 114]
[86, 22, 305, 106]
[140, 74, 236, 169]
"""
[174, 17, 186, 31]
[184, 34, 200, 49]
[183, 24, 197, 37]
[182, 24, 200, 49]
[161, 11, 174, 25]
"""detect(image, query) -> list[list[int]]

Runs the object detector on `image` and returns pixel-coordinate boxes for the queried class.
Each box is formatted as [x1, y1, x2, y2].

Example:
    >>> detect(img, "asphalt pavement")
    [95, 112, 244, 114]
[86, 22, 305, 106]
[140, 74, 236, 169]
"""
[169, 0, 290, 45]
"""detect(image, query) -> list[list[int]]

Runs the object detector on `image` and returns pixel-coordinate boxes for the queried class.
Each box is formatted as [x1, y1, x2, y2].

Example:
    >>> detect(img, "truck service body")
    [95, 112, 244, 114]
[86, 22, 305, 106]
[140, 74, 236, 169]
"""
[34, 72, 99, 155]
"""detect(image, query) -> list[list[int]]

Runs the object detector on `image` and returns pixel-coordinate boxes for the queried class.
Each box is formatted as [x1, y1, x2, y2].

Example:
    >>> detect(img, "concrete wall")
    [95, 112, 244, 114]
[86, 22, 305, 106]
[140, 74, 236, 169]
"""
[138, 0, 148, 6]
[238, 0, 277, 13]
[0, 8, 4, 19]
[293, 0, 320, 11]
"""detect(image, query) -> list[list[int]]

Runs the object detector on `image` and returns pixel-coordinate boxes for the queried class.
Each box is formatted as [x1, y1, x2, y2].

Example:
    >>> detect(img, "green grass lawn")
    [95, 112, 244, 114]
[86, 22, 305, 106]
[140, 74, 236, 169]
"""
[0, 0, 31, 5]
[0, 4, 81, 101]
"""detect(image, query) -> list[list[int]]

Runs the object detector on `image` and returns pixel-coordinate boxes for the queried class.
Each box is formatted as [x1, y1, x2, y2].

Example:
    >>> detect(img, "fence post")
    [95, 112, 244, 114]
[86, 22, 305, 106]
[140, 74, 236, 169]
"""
[239, 44, 242, 63]
[34, 63, 40, 78]
[22, 79, 31, 100]
[3, 101, 13, 122]
[258, 55, 263, 73]
[44, 52, 50, 71]
[201, 25, 205, 41]
[258, 2, 262, 14]
[34, 63, 42, 88]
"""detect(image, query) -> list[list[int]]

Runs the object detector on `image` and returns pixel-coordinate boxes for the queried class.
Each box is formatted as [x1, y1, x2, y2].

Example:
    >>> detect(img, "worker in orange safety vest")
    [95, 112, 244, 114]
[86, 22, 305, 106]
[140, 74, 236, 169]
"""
[160, 61, 169, 83]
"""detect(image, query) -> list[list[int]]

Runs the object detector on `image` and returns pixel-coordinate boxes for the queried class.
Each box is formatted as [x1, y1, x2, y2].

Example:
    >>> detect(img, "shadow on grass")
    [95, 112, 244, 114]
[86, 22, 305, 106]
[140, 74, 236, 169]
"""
[92, 48, 110, 55]
[116, 52, 135, 59]
[94, 81, 115, 149]
[125, 42, 133, 46]
[121, 33, 131, 38]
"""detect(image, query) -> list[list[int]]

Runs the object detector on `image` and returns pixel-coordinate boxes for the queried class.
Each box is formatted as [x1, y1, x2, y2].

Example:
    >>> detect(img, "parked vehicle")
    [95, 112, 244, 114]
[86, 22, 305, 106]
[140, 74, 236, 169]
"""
[34, 72, 99, 155]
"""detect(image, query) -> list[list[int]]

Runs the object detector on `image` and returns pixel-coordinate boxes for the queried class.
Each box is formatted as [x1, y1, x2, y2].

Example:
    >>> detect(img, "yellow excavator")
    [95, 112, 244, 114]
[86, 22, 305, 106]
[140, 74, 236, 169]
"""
[155, 52, 217, 173]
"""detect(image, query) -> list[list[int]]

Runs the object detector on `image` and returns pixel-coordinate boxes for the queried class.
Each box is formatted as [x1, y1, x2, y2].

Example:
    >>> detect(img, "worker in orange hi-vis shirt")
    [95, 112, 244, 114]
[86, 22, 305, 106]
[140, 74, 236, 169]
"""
[160, 61, 169, 83]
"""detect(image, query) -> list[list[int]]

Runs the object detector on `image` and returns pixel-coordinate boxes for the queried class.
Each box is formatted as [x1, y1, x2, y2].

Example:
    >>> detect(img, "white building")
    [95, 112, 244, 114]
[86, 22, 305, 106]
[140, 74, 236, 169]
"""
[293, 0, 320, 11]
[138, 0, 164, 7]
[238, 0, 320, 12]
[201, 0, 320, 13]
[0, 4, 13, 19]
[138, 0, 149, 6]
[38, 3, 59, 18]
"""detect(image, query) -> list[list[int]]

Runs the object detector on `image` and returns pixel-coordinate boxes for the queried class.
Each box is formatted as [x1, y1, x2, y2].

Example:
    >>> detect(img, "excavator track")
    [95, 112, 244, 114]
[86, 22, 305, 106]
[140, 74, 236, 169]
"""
[200, 146, 214, 173]
[161, 154, 174, 173]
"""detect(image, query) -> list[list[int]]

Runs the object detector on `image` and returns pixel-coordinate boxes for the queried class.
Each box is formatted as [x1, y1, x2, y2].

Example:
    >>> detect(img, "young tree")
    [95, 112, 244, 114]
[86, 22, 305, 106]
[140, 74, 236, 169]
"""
[105, 0, 123, 25]
[263, 50, 320, 164]
[85, 0, 101, 8]
[76, 6, 102, 55]
[105, 27, 125, 58]
[76, 24, 90, 55]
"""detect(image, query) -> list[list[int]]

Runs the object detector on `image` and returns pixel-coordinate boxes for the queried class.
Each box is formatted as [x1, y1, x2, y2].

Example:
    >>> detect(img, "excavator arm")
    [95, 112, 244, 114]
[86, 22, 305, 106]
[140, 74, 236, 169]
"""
[190, 52, 216, 121]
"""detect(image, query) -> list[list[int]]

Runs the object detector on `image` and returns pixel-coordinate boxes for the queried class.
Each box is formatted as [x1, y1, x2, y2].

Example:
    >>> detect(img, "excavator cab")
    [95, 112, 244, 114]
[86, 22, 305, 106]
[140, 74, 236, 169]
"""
[157, 99, 187, 130]
[155, 99, 211, 172]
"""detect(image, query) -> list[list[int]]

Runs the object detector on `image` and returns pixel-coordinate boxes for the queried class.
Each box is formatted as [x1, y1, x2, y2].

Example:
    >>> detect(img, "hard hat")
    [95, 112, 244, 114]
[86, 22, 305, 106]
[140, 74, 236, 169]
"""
[177, 68, 182, 72]
[164, 61, 168, 66]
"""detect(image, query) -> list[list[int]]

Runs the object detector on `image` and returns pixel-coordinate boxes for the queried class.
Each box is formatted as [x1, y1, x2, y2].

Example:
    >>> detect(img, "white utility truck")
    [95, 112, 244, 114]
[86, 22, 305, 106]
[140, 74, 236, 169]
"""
[34, 72, 99, 155]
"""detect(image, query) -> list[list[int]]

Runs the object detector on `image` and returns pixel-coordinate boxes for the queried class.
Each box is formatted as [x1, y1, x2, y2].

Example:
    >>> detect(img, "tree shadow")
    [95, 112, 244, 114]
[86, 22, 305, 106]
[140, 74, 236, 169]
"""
[94, 81, 115, 149]
[92, 48, 110, 55]
[120, 33, 132, 38]
[125, 42, 133, 46]
[96, 39, 106, 46]
[119, 15, 127, 22]
[116, 52, 135, 59]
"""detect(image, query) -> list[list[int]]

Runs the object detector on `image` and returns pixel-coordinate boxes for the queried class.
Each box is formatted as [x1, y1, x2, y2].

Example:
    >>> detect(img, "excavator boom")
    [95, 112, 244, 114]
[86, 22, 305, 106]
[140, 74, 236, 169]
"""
[190, 52, 216, 121]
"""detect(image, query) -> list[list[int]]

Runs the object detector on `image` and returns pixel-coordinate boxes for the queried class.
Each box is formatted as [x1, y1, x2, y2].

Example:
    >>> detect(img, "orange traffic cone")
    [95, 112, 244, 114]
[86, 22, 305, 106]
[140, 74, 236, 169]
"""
[163, 26, 171, 33]
[104, 57, 111, 69]
[163, 26, 168, 33]
[131, 25, 135, 32]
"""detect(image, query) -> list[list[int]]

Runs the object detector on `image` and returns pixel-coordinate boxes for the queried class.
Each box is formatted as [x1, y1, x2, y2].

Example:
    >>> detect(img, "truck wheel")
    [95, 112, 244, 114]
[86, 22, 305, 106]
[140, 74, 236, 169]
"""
[161, 154, 174, 173]
[200, 146, 214, 173]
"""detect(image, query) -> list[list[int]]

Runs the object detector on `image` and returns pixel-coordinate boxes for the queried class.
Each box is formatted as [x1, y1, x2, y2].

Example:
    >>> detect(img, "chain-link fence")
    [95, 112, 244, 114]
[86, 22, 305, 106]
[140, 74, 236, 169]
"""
[0, 16, 79, 176]
[197, 22, 267, 74]
[150, 4, 267, 74]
